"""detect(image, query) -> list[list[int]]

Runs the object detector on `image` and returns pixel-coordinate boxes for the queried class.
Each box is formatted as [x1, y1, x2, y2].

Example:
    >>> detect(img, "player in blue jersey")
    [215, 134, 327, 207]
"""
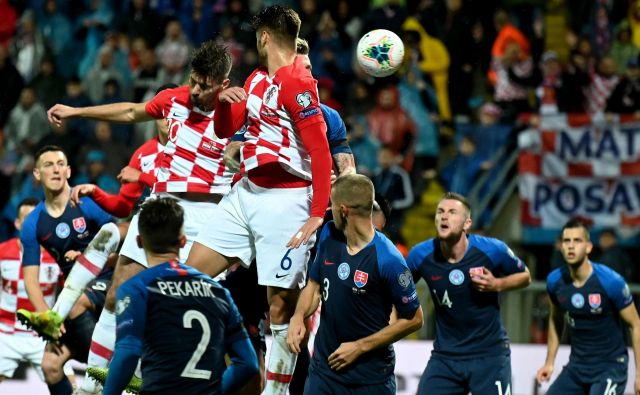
[103, 197, 259, 395]
[406, 192, 531, 395]
[287, 174, 423, 394]
[18, 145, 116, 395]
[536, 218, 640, 395]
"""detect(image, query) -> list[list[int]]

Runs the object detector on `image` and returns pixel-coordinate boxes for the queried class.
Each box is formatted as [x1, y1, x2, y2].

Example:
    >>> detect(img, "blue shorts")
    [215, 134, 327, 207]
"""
[304, 364, 395, 395]
[418, 354, 511, 395]
[83, 268, 113, 311]
[547, 360, 627, 395]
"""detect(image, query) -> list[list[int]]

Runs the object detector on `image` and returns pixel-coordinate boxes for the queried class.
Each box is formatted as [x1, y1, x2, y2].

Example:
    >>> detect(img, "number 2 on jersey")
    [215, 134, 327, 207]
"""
[433, 289, 453, 308]
[180, 310, 212, 380]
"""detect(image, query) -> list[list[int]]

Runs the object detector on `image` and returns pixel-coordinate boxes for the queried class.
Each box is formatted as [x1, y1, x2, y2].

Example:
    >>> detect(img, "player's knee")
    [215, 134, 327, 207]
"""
[268, 288, 299, 324]
[42, 357, 63, 383]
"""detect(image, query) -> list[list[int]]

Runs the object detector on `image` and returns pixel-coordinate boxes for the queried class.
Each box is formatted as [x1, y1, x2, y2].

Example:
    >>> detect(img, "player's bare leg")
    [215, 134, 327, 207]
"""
[80, 255, 144, 394]
[42, 341, 73, 394]
[186, 241, 240, 277]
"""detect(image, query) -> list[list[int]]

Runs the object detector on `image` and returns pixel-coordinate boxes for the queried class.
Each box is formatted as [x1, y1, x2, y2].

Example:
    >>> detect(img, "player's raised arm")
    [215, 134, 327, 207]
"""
[214, 86, 248, 138]
[47, 101, 153, 127]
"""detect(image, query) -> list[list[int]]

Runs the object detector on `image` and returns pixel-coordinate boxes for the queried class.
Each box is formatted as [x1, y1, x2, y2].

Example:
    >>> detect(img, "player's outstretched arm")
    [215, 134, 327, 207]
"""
[47, 102, 153, 127]
[620, 303, 640, 394]
[288, 279, 321, 353]
[223, 337, 260, 394]
[328, 306, 423, 371]
[536, 300, 563, 384]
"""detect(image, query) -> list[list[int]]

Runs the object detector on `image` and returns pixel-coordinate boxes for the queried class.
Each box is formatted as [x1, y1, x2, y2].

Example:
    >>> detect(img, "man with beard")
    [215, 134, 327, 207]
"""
[406, 192, 531, 395]
[287, 174, 423, 394]
[536, 218, 640, 395]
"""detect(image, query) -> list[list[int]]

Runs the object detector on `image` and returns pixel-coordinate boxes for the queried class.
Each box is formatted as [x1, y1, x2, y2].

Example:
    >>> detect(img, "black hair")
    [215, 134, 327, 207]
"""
[138, 198, 184, 254]
[35, 145, 67, 165]
[250, 5, 300, 48]
[190, 40, 232, 83]
[561, 218, 591, 241]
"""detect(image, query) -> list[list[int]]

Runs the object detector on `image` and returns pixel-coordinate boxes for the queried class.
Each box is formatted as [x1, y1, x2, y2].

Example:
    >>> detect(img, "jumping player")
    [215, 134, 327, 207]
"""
[187, 6, 332, 393]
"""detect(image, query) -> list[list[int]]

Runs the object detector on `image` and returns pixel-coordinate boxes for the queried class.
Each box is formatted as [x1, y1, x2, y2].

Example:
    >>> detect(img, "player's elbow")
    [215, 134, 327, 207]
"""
[407, 306, 424, 333]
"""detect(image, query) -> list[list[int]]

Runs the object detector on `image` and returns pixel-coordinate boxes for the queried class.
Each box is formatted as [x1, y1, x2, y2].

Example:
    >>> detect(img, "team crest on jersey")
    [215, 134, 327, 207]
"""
[354, 270, 368, 288]
[571, 293, 585, 308]
[337, 263, 350, 280]
[55, 223, 70, 239]
[116, 296, 131, 316]
[263, 85, 278, 108]
[72, 217, 86, 233]
[588, 293, 601, 309]
[449, 269, 464, 285]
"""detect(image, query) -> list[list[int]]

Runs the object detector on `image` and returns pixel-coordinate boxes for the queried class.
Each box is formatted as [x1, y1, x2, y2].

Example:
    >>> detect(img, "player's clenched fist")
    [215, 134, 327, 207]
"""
[535, 363, 553, 384]
[47, 104, 77, 127]
[218, 87, 247, 104]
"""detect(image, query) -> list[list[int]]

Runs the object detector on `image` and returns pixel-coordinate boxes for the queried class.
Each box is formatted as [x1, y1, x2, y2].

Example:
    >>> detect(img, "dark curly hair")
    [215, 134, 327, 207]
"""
[190, 41, 232, 83]
[251, 5, 300, 49]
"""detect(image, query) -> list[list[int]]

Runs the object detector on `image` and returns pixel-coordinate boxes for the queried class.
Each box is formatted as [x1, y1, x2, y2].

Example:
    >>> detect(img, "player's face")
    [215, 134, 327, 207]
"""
[561, 227, 592, 267]
[435, 199, 471, 241]
[33, 151, 70, 192]
[189, 73, 228, 112]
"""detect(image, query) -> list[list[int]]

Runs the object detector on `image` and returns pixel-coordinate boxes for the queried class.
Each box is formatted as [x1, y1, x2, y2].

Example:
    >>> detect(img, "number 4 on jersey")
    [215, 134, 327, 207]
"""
[433, 289, 452, 308]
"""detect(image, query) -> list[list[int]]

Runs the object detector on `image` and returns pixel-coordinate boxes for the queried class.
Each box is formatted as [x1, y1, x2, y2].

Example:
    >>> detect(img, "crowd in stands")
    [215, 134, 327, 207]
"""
[1, 0, 639, 259]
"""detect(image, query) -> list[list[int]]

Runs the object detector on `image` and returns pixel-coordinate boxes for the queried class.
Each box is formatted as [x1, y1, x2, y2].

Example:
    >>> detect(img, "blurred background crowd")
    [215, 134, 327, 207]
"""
[0, 0, 639, 293]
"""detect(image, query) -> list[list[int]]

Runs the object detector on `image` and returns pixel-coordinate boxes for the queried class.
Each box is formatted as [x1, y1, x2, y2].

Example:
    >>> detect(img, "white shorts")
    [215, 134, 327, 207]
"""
[119, 193, 219, 267]
[195, 177, 316, 289]
[0, 332, 45, 380]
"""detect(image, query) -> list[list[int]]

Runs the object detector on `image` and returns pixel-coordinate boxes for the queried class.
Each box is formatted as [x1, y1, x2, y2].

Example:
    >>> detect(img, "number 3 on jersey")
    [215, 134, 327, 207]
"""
[433, 289, 453, 308]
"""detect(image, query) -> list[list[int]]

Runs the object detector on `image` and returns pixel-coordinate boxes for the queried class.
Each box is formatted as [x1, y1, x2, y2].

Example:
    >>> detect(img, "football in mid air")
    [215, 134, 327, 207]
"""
[356, 29, 405, 78]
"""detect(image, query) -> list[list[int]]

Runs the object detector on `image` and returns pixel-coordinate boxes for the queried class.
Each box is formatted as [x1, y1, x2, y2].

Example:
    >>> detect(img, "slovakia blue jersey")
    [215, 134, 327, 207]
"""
[113, 261, 248, 395]
[310, 222, 420, 385]
[407, 234, 526, 358]
[20, 196, 113, 276]
[321, 104, 352, 156]
[547, 263, 633, 365]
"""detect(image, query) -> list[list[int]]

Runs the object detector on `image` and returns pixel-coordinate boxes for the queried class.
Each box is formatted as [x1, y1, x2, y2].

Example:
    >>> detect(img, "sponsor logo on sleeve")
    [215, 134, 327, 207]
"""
[398, 270, 412, 289]
[296, 91, 313, 108]
[116, 296, 131, 316]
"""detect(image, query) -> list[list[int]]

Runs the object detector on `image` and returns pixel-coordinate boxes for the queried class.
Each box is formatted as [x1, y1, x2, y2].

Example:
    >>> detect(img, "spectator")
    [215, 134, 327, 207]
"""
[298, 0, 321, 43]
[460, 102, 511, 160]
[37, 0, 74, 77]
[119, 0, 162, 48]
[582, 5, 614, 58]
[179, 0, 216, 46]
[402, 16, 451, 122]
[330, 0, 363, 45]
[631, 0, 640, 48]
[606, 56, 640, 114]
[491, 40, 533, 121]
[362, 0, 406, 36]
[608, 20, 639, 75]
[132, 48, 165, 102]
[30, 57, 66, 110]
[0, 44, 24, 128]
[584, 56, 620, 114]
[371, 146, 413, 242]
[83, 45, 126, 104]
[317, 77, 342, 112]
[216, 0, 253, 48]
[155, 19, 193, 85]
[74, 150, 120, 194]
[59, 76, 93, 140]
[80, 121, 131, 177]
[489, 9, 531, 84]
[4, 86, 48, 154]
[562, 49, 591, 113]
[535, 51, 572, 114]
[366, 85, 416, 170]
[343, 79, 375, 117]
[594, 228, 633, 282]
[348, 115, 380, 177]
[76, 0, 115, 78]
[440, 135, 489, 196]
[36, 122, 82, 171]
[10, 10, 47, 83]
[0, 0, 17, 47]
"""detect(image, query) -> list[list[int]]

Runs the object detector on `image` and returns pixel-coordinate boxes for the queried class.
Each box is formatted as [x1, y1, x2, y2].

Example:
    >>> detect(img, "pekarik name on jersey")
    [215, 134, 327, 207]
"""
[156, 279, 216, 298]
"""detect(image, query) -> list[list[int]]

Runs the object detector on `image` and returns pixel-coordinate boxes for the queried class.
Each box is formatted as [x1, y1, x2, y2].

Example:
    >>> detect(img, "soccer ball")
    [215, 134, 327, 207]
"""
[356, 29, 405, 78]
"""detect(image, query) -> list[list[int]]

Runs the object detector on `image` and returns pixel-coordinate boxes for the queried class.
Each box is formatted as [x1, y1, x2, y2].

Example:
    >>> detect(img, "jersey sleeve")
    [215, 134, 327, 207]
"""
[20, 209, 41, 267]
[114, 279, 147, 352]
[309, 223, 332, 283]
[78, 197, 115, 227]
[144, 89, 173, 119]
[598, 266, 634, 311]
[321, 104, 351, 155]
[406, 242, 430, 283]
[489, 239, 527, 276]
[281, 76, 325, 129]
[222, 287, 250, 346]
[378, 242, 420, 316]
[545, 269, 562, 306]
[92, 184, 140, 218]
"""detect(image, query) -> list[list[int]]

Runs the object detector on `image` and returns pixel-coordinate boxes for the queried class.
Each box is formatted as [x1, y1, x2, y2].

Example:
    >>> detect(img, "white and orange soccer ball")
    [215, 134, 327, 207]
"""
[356, 29, 405, 78]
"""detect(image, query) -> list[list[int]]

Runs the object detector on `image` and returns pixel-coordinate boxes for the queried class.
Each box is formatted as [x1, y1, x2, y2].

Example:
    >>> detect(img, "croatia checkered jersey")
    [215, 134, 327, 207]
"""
[145, 86, 233, 194]
[92, 136, 164, 218]
[215, 57, 332, 217]
[0, 238, 60, 334]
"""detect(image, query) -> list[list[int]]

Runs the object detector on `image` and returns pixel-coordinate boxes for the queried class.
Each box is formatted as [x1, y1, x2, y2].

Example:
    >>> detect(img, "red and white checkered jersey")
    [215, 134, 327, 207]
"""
[145, 86, 233, 194]
[0, 238, 59, 334]
[239, 57, 326, 180]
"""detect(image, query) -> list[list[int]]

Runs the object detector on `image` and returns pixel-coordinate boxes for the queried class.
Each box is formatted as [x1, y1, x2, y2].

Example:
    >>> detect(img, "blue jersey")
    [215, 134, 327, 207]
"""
[20, 197, 113, 276]
[321, 104, 352, 156]
[113, 261, 248, 395]
[309, 222, 420, 385]
[407, 234, 526, 358]
[547, 263, 633, 365]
